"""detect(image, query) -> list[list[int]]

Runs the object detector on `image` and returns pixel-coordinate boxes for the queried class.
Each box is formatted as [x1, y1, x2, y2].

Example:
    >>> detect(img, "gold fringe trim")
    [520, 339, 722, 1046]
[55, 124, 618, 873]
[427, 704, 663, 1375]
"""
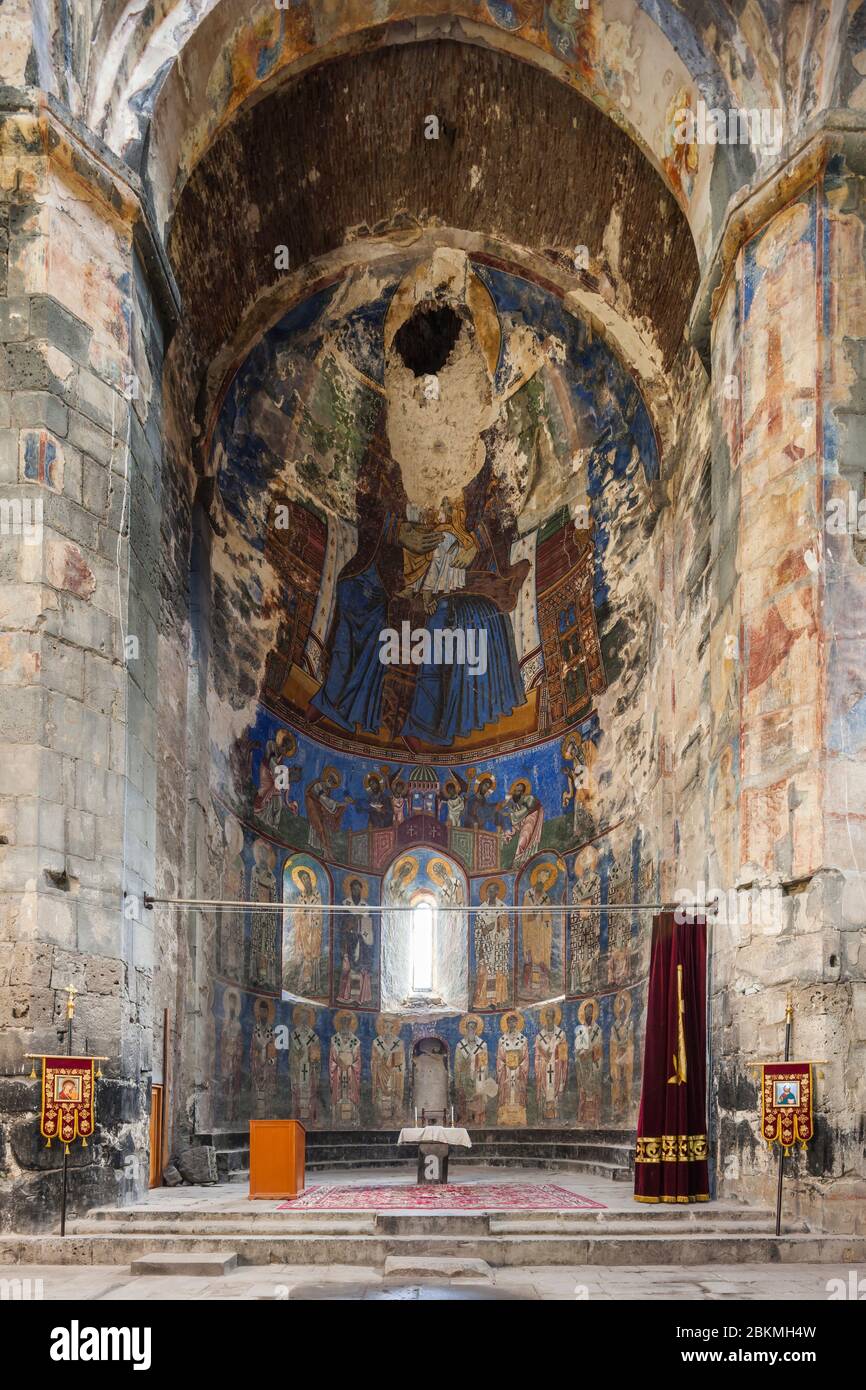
[634, 1134, 708, 1163]
[634, 1194, 711, 1204]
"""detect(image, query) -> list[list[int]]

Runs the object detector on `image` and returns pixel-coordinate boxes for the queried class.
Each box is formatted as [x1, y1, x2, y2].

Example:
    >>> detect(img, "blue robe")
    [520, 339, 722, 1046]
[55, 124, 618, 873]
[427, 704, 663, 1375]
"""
[313, 569, 524, 743]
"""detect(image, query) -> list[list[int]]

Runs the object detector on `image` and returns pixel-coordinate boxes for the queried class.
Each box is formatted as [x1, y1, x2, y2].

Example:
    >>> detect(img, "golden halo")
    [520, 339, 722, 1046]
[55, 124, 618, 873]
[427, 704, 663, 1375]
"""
[459, 1013, 485, 1037]
[500, 1010, 525, 1033]
[275, 728, 296, 755]
[333, 1009, 358, 1034]
[538, 1002, 562, 1027]
[479, 876, 506, 901]
[291, 862, 318, 893]
[363, 772, 383, 792]
[509, 777, 531, 799]
[322, 765, 341, 787]
[292, 1003, 315, 1029]
[577, 997, 600, 1026]
[374, 1013, 399, 1037]
[529, 859, 558, 890]
[443, 778, 460, 796]
[390, 854, 418, 884]
[562, 732, 595, 766]
[343, 874, 369, 901]
[427, 856, 456, 886]
[476, 772, 496, 791]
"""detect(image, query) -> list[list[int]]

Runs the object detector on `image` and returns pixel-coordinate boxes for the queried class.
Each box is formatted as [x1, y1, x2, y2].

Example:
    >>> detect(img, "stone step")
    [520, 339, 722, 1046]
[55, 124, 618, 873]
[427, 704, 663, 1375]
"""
[4, 1230, 861, 1268]
[489, 1204, 778, 1225]
[300, 1146, 631, 1165]
[77, 1213, 757, 1240]
[487, 1218, 802, 1236]
[129, 1252, 238, 1276]
[77, 1212, 378, 1234]
[383, 1254, 494, 1282]
[72, 1218, 381, 1236]
[208, 1126, 636, 1185]
[303, 1157, 633, 1180]
[75, 1199, 776, 1229]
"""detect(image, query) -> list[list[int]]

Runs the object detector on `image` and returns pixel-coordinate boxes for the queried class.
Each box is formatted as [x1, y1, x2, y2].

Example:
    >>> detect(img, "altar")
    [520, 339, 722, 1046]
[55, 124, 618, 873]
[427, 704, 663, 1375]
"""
[397, 1126, 472, 1184]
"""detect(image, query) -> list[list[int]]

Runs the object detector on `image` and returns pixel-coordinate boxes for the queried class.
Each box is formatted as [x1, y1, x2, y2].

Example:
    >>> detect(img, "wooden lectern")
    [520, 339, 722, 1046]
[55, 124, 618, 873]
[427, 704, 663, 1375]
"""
[249, 1119, 305, 1199]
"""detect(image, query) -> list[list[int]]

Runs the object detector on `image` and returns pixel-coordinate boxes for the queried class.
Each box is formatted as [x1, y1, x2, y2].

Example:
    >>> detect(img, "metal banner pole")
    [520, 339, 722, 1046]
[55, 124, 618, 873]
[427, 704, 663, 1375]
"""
[774, 993, 793, 1238]
[59, 984, 76, 1238]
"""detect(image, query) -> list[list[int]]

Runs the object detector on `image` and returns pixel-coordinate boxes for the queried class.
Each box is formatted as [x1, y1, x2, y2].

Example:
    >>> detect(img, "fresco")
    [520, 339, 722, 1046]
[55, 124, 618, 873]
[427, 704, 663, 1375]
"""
[211, 822, 653, 1129]
[231, 709, 602, 872]
[212, 251, 657, 767]
[469, 873, 513, 1011]
[281, 853, 331, 1003]
[213, 976, 646, 1131]
[516, 852, 567, 1002]
[333, 872, 379, 1010]
[207, 250, 661, 1132]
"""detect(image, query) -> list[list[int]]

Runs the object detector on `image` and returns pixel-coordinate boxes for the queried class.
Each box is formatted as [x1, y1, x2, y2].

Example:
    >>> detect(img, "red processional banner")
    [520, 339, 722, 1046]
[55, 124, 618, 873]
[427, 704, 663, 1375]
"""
[40, 1057, 96, 1149]
[761, 1062, 813, 1152]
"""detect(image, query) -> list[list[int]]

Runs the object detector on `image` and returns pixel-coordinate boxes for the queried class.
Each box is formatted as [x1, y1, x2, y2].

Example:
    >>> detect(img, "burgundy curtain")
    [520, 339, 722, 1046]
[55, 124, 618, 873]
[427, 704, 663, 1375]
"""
[634, 911, 710, 1203]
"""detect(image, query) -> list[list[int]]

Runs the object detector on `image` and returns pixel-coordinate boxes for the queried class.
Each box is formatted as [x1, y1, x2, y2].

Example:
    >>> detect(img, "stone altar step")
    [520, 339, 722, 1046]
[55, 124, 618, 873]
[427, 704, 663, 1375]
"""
[74, 1199, 775, 1227]
[4, 1229, 861, 1268]
[201, 1128, 636, 1184]
[69, 1202, 781, 1240]
[129, 1252, 238, 1276]
[66, 1215, 797, 1239]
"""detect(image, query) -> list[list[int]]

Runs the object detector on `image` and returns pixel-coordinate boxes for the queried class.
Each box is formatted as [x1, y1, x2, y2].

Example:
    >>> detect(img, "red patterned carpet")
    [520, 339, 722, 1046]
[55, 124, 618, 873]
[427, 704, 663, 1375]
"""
[279, 1183, 606, 1211]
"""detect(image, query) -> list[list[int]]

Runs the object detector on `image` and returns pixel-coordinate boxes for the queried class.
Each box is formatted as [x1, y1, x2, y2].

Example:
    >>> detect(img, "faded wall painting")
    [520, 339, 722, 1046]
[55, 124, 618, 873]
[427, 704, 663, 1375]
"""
[281, 853, 331, 1003]
[333, 872, 379, 1010]
[207, 247, 662, 1132]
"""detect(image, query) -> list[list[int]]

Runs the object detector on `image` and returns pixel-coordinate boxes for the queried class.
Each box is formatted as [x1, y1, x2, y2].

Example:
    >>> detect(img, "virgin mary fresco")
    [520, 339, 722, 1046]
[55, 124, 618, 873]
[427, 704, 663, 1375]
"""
[309, 252, 531, 747]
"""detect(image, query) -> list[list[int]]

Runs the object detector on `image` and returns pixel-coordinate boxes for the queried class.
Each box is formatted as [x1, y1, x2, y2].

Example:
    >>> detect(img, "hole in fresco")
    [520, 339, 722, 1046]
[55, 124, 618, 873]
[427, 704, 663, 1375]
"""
[392, 302, 464, 376]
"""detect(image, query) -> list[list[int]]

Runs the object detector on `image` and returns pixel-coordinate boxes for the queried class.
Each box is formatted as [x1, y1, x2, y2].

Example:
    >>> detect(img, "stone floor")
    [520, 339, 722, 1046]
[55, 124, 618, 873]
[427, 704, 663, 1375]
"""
[1, 1261, 861, 1300]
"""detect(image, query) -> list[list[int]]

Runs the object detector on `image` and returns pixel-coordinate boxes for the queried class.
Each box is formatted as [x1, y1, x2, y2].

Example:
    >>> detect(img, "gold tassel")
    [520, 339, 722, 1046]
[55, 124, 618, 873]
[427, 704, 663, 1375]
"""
[82, 1137, 87, 1148]
[667, 964, 688, 1084]
[29, 1062, 37, 1079]
[64, 1143, 70, 1156]
[45, 1138, 52, 1149]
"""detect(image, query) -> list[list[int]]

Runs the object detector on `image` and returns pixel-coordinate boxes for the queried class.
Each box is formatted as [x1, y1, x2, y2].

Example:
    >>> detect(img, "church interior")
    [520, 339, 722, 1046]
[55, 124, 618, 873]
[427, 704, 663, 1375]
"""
[1, 0, 866, 1309]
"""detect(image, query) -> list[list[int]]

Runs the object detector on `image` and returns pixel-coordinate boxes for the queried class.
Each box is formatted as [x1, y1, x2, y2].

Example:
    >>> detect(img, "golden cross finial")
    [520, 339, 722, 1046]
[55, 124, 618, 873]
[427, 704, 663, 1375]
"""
[65, 983, 78, 1020]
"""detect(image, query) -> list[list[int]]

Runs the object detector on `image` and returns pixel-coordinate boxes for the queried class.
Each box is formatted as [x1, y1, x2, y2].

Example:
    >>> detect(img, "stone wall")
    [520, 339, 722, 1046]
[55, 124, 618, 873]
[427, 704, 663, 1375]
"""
[0, 97, 168, 1230]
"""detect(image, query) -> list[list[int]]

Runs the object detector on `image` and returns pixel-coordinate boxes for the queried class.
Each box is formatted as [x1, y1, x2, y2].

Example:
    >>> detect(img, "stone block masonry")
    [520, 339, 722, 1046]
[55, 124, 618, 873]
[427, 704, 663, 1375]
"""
[0, 95, 173, 1231]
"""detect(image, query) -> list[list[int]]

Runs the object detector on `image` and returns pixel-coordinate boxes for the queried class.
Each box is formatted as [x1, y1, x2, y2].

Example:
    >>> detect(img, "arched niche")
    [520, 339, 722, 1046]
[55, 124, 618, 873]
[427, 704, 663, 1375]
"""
[381, 849, 469, 1012]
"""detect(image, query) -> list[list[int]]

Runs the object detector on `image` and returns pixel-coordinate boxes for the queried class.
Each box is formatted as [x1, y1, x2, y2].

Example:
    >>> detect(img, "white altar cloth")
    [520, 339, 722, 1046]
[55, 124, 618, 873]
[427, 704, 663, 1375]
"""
[397, 1127, 472, 1148]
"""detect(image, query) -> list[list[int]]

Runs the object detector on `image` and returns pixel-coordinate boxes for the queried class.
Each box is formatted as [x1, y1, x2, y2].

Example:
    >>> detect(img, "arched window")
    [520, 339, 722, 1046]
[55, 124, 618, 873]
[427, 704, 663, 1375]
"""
[411, 898, 435, 994]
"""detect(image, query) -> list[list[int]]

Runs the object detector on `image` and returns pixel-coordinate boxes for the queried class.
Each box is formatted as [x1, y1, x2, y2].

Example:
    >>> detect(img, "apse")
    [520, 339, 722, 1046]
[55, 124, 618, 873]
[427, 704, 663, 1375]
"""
[204, 245, 663, 1134]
